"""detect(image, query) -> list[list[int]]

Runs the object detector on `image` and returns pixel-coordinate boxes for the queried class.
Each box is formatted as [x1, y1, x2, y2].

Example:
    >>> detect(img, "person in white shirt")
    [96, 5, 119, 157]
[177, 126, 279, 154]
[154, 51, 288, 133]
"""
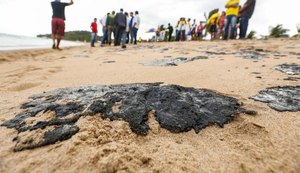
[100, 13, 109, 46]
[132, 11, 140, 45]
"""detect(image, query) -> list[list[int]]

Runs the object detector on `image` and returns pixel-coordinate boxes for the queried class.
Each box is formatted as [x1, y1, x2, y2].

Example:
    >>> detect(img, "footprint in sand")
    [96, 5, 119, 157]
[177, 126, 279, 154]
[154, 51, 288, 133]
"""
[9, 82, 41, 91]
[1, 65, 62, 90]
[47, 66, 62, 73]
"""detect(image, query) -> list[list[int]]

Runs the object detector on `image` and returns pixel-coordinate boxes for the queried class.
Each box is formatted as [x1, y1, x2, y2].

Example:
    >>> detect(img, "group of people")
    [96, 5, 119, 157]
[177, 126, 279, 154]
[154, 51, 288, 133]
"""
[51, 0, 140, 49]
[207, 0, 256, 40]
[94, 9, 141, 48]
[156, 0, 256, 42]
[174, 18, 205, 41]
[155, 19, 204, 42]
[50, 0, 255, 50]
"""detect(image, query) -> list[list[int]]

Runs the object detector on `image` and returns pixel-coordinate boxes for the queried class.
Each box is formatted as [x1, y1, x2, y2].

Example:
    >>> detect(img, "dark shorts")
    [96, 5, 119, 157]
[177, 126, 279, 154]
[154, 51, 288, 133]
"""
[210, 24, 217, 33]
[52, 18, 65, 36]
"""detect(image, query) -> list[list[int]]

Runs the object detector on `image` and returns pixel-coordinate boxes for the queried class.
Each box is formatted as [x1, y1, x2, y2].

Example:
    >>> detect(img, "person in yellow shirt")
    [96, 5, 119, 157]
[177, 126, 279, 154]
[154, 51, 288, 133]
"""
[223, 0, 240, 40]
[207, 9, 220, 40]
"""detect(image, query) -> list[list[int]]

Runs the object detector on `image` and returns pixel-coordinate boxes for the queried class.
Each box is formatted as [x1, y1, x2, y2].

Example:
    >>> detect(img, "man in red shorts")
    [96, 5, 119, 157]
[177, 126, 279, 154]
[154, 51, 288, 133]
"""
[51, 0, 74, 50]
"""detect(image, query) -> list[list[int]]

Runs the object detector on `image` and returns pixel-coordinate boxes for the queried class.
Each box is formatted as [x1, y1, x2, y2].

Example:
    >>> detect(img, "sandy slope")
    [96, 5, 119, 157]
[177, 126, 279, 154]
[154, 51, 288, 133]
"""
[0, 39, 299, 173]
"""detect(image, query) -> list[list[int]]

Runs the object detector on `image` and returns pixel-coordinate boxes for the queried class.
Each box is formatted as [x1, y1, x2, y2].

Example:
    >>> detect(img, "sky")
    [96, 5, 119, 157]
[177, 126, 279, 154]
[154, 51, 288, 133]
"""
[0, 0, 299, 39]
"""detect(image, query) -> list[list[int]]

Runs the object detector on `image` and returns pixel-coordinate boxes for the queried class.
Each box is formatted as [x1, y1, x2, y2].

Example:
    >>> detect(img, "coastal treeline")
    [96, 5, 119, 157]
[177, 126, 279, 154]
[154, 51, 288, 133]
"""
[37, 31, 101, 42]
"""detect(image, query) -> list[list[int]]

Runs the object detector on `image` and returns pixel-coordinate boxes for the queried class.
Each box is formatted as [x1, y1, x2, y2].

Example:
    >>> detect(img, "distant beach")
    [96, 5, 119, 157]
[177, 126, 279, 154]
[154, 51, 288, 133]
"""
[0, 33, 83, 51]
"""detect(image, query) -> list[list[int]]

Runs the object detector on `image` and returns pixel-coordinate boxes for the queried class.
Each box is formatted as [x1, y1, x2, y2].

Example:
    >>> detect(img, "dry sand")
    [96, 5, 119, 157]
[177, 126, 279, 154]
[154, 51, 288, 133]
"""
[0, 39, 299, 173]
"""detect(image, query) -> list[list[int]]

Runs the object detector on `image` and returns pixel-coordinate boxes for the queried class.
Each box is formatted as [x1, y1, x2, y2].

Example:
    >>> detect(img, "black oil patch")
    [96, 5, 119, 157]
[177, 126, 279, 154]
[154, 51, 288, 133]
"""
[274, 63, 300, 75]
[251, 86, 300, 112]
[239, 49, 264, 60]
[141, 56, 208, 66]
[2, 83, 256, 151]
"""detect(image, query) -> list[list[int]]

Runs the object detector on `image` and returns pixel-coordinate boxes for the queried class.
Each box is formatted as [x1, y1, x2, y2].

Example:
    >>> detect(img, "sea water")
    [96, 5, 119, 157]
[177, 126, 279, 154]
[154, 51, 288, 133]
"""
[0, 33, 83, 51]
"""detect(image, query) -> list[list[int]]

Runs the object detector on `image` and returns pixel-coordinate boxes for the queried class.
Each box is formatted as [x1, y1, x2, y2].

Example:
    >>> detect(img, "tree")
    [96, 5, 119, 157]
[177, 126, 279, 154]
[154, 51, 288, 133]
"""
[247, 30, 256, 39]
[37, 30, 93, 42]
[269, 24, 289, 38]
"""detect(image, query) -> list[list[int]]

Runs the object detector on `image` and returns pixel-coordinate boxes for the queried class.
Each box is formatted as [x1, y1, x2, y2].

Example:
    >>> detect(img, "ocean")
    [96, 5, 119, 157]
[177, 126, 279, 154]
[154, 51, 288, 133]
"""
[0, 33, 83, 51]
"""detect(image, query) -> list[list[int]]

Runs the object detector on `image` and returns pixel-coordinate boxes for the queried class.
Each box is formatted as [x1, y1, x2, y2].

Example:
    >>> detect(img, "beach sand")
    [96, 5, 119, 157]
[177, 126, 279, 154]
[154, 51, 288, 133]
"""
[0, 39, 299, 173]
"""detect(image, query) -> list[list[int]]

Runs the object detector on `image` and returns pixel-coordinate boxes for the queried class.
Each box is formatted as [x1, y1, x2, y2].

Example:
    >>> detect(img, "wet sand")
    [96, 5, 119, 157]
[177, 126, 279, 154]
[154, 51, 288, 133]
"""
[0, 39, 299, 173]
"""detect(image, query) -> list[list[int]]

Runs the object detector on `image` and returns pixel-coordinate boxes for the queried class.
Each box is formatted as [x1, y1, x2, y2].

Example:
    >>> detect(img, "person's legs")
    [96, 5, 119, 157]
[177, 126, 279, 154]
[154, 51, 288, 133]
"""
[121, 27, 126, 48]
[130, 29, 134, 44]
[114, 26, 119, 46]
[229, 16, 237, 39]
[56, 35, 62, 50]
[90, 33, 93, 47]
[223, 16, 231, 40]
[133, 28, 138, 44]
[175, 30, 179, 41]
[117, 27, 124, 45]
[181, 30, 186, 41]
[51, 34, 56, 49]
[239, 16, 249, 39]
[101, 27, 108, 45]
[55, 19, 65, 50]
[91, 32, 95, 47]
[126, 32, 129, 44]
[51, 19, 57, 49]
[107, 26, 112, 44]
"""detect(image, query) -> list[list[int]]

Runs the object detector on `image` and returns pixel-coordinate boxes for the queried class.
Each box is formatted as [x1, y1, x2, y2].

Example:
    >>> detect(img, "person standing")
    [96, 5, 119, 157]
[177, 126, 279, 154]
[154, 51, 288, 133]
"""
[223, 0, 240, 40]
[175, 19, 181, 41]
[180, 18, 187, 41]
[128, 12, 134, 44]
[187, 18, 192, 41]
[218, 11, 226, 39]
[106, 11, 115, 45]
[114, 8, 127, 48]
[239, 0, 256, 39]
[100, 13, 109, 46]
[191, 19, 197, 40]
[167, 23, 173, 41]
[125, 12, 131, 44]
[51, 0, 74, 50]
[197, 21, 204, 40]
[132, 11, 141, 45]
[90, 18, 98, 47]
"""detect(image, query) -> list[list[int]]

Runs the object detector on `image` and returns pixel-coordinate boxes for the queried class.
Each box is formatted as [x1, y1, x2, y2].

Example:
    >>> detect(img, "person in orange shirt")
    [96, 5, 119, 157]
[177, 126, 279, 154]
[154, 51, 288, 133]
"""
[223, 0, 240, 40]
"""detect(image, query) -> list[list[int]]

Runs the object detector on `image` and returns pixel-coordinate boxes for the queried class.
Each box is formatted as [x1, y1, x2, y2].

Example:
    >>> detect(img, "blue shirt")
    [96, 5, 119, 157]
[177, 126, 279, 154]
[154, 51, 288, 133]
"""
[129, 17, 134, 29]
[51, 2, 70, 20]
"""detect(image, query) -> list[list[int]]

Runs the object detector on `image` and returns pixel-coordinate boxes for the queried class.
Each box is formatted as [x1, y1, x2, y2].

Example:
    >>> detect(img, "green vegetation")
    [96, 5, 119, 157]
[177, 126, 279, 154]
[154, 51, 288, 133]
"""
[269, 24, 289, 38]
[37, 30, 102, 42]
[247, 30, 256, 39]
[295, 24, 300, 37]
